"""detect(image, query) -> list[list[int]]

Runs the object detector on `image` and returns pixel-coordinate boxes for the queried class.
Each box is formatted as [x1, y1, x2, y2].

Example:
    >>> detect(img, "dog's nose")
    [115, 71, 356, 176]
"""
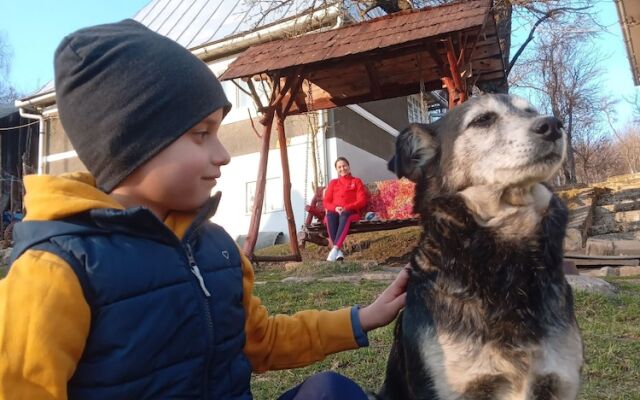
[532, 117, 563, 142]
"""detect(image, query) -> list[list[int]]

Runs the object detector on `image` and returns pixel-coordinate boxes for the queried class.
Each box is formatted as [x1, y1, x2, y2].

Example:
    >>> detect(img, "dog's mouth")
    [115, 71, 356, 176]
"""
[532, 150, 562, 165]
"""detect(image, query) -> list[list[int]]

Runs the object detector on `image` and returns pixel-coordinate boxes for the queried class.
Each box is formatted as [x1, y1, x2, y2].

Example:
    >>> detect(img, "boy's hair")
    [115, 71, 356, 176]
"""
[54, 19, 231, 192]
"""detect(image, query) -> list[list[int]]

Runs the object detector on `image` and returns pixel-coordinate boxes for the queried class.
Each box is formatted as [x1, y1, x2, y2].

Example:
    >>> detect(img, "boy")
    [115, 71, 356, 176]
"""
[0, 20, 408, 399]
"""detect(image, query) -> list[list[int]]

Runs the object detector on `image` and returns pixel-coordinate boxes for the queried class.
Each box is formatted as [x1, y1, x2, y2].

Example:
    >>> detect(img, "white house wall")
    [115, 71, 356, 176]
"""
[213, 135, 394, 242]
[212, 135, 318, 242]
[326, 137, 396, 182]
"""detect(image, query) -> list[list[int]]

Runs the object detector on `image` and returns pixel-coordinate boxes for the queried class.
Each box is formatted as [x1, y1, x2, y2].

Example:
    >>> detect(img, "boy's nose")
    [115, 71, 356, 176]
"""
[211, 139, 230, 166]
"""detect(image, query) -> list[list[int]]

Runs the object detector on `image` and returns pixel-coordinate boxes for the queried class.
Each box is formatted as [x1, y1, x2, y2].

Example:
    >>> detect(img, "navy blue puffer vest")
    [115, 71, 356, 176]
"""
[10, 195, 252, 399]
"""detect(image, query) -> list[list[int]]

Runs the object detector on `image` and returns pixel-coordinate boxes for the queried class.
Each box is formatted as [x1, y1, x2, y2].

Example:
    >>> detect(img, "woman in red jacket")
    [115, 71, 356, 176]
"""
[323, 157, 367, 261]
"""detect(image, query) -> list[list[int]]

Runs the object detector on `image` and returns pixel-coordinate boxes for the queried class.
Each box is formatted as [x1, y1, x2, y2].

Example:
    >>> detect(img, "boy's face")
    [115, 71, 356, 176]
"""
[115, 109, 230, 215]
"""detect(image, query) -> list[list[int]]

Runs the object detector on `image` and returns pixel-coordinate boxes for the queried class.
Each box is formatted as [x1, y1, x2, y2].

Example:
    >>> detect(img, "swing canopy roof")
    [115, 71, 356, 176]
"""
[220, 0, 505, 115]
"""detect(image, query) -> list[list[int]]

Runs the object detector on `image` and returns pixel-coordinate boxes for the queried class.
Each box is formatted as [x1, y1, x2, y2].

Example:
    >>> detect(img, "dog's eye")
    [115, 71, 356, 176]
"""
[468, 112, 497, 128]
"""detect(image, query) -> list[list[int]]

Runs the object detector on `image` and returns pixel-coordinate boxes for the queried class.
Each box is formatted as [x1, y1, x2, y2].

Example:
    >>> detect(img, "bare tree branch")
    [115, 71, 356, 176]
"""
[507, 6, 589, 75]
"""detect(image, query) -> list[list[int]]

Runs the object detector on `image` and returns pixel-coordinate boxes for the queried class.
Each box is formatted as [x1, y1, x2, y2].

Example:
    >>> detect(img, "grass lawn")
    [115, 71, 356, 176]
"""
[250, 274, 640, 400]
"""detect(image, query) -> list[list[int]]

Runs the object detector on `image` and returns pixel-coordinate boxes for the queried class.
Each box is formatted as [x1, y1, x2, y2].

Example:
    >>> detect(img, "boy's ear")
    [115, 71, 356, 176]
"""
[388, 123, 439, 182]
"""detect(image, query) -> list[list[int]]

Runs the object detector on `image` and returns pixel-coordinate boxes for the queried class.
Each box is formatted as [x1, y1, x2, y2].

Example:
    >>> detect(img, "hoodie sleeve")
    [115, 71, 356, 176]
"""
[0, 250, 91, 400]
[322, 180, 336, 212]
[240, 252, 365, 372]
[344, 178, 368, 213]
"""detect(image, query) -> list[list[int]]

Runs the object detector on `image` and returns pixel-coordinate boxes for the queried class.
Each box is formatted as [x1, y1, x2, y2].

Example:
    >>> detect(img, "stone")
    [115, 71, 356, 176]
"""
[580, 268, 605, 278]
[614, 210, 640, 224]
[586, 238, 640, 256]
[563, 228, 583, 252]
[619, 266, 640, 277]
[319, 275, 362, 283]
[565, 275, 617, 296]
[361, 272, 397, 281]
[281, 277, 314, 283]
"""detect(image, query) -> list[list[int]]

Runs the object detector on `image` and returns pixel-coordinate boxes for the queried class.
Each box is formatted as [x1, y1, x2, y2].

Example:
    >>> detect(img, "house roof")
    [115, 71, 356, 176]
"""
[132, 0, 334, 50]
[21, 0, 339, 103]
[220, 0, 504, 114]
[222, 0, 493, 80]
[616, 0, 640, 86]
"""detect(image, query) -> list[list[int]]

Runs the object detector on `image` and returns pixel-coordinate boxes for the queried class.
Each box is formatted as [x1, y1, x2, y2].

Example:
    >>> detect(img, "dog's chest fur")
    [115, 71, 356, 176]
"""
[387, 193, 583, 400]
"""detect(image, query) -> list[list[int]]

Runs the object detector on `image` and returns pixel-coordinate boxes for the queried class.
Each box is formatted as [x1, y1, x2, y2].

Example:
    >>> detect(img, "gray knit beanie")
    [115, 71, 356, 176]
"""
[54, 19, 231, 192]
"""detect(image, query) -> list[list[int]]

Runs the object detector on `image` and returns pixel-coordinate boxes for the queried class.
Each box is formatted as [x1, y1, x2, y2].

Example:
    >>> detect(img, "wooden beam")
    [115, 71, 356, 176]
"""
[364, 61, 383, 99]
[275, 108, 302, 262]
[281, 68, 305, 116]
[426, 44, 446, 77]
[242, 108, 275, 258]
[287, 80, 443, 114]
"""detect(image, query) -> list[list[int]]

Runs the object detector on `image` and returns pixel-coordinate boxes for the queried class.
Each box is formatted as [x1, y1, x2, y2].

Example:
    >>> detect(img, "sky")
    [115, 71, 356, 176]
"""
[2, 0, 150, 95]
[1, 0, 637, 127]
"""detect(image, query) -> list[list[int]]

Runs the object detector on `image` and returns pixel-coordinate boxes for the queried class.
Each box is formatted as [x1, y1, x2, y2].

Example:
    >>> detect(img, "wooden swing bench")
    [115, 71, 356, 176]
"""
[298, 180, 421, 247]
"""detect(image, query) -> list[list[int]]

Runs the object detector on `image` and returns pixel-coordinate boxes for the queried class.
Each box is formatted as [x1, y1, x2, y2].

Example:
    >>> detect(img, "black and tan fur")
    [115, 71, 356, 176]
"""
[379, 94, 583, 400]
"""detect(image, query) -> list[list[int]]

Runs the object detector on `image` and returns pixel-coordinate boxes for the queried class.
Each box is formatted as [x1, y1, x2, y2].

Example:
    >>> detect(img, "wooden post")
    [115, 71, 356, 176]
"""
[242, 108, 275, 258]
[442, 37, 468, 108]
[274, 109, 302, 261]
[243, 69, 304, 260]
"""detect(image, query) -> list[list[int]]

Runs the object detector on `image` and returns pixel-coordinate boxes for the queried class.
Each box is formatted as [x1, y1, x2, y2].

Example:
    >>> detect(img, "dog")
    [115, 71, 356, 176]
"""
[379, 94, 583, 400]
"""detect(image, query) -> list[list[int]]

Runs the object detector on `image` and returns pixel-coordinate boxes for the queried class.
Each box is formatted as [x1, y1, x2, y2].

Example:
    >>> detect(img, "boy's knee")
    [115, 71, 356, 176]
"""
[306, 371, 345, 386]
[296, 371, 368, 400]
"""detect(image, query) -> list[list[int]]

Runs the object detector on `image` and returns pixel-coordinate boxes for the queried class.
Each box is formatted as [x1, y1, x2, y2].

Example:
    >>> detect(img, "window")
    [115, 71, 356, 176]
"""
[221, 80, 255, 124]
[407, 94, 430, 123]
[407, 93, 446, 123]
[245, 178, 284, 215]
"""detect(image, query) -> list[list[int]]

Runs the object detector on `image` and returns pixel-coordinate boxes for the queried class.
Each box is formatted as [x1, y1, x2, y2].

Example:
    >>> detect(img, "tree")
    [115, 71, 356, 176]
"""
[604, 106, 640, 175]
[0, 31, 19, 105]
[573, 132, 625, 184]
[510, 14, 606, 185]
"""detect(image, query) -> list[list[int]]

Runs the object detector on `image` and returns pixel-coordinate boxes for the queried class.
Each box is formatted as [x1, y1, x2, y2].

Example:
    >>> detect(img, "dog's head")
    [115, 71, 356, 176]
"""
[389, 94, 566, 200]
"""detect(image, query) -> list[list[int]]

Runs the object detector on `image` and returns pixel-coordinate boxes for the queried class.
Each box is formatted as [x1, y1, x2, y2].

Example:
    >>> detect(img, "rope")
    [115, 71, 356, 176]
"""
[0, 120, 40, 131]
[417, 51, 428, 123]
[303, 123, 310, 217]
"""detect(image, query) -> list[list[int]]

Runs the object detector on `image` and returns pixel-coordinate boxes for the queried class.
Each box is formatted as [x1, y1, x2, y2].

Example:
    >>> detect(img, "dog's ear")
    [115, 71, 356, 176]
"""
[388, 123, 439, 182]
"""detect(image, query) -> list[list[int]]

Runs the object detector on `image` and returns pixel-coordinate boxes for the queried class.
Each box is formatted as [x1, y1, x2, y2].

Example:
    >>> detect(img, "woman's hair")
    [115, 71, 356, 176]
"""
[334, 156, 350, 169]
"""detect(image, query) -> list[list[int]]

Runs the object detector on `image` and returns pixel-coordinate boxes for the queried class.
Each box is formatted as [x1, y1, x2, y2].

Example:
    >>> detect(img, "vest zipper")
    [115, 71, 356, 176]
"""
[182, 242, 215, 399]
[184, 243, 211, 297]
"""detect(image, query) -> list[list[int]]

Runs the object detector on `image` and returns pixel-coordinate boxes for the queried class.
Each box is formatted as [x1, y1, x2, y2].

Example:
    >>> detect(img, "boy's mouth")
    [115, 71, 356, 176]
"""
[201, 175, 219, 182]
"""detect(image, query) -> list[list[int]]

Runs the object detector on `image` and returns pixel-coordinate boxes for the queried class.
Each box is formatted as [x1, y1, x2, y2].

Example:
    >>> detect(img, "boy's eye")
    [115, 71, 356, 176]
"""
[194, 131, 208, 140]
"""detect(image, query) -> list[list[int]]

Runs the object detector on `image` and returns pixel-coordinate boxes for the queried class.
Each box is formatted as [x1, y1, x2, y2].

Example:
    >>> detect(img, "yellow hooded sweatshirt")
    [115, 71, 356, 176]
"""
[0, 172, 361, 399]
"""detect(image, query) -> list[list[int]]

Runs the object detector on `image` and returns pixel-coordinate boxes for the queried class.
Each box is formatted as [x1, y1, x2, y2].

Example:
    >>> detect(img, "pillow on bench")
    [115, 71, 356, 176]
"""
[305, 178, 417, 224]
[364, 178, 417, 220]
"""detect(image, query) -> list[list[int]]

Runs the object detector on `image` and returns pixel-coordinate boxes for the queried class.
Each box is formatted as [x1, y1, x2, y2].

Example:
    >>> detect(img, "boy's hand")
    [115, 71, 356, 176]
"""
[358, 266, 410, 332]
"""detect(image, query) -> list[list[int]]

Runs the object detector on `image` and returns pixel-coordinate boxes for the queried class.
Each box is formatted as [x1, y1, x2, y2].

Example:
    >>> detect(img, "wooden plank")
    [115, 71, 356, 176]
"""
[566, 258, 639, 267]
[304, 218, 421, 235]
[565, 253, 640, 260]
[253, 255, 302, 262]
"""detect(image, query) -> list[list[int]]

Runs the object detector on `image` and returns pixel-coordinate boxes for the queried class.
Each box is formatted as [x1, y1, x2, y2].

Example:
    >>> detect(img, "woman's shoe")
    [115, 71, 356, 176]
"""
[336, 249, 344, 261]
[326, 246, 339, 262]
